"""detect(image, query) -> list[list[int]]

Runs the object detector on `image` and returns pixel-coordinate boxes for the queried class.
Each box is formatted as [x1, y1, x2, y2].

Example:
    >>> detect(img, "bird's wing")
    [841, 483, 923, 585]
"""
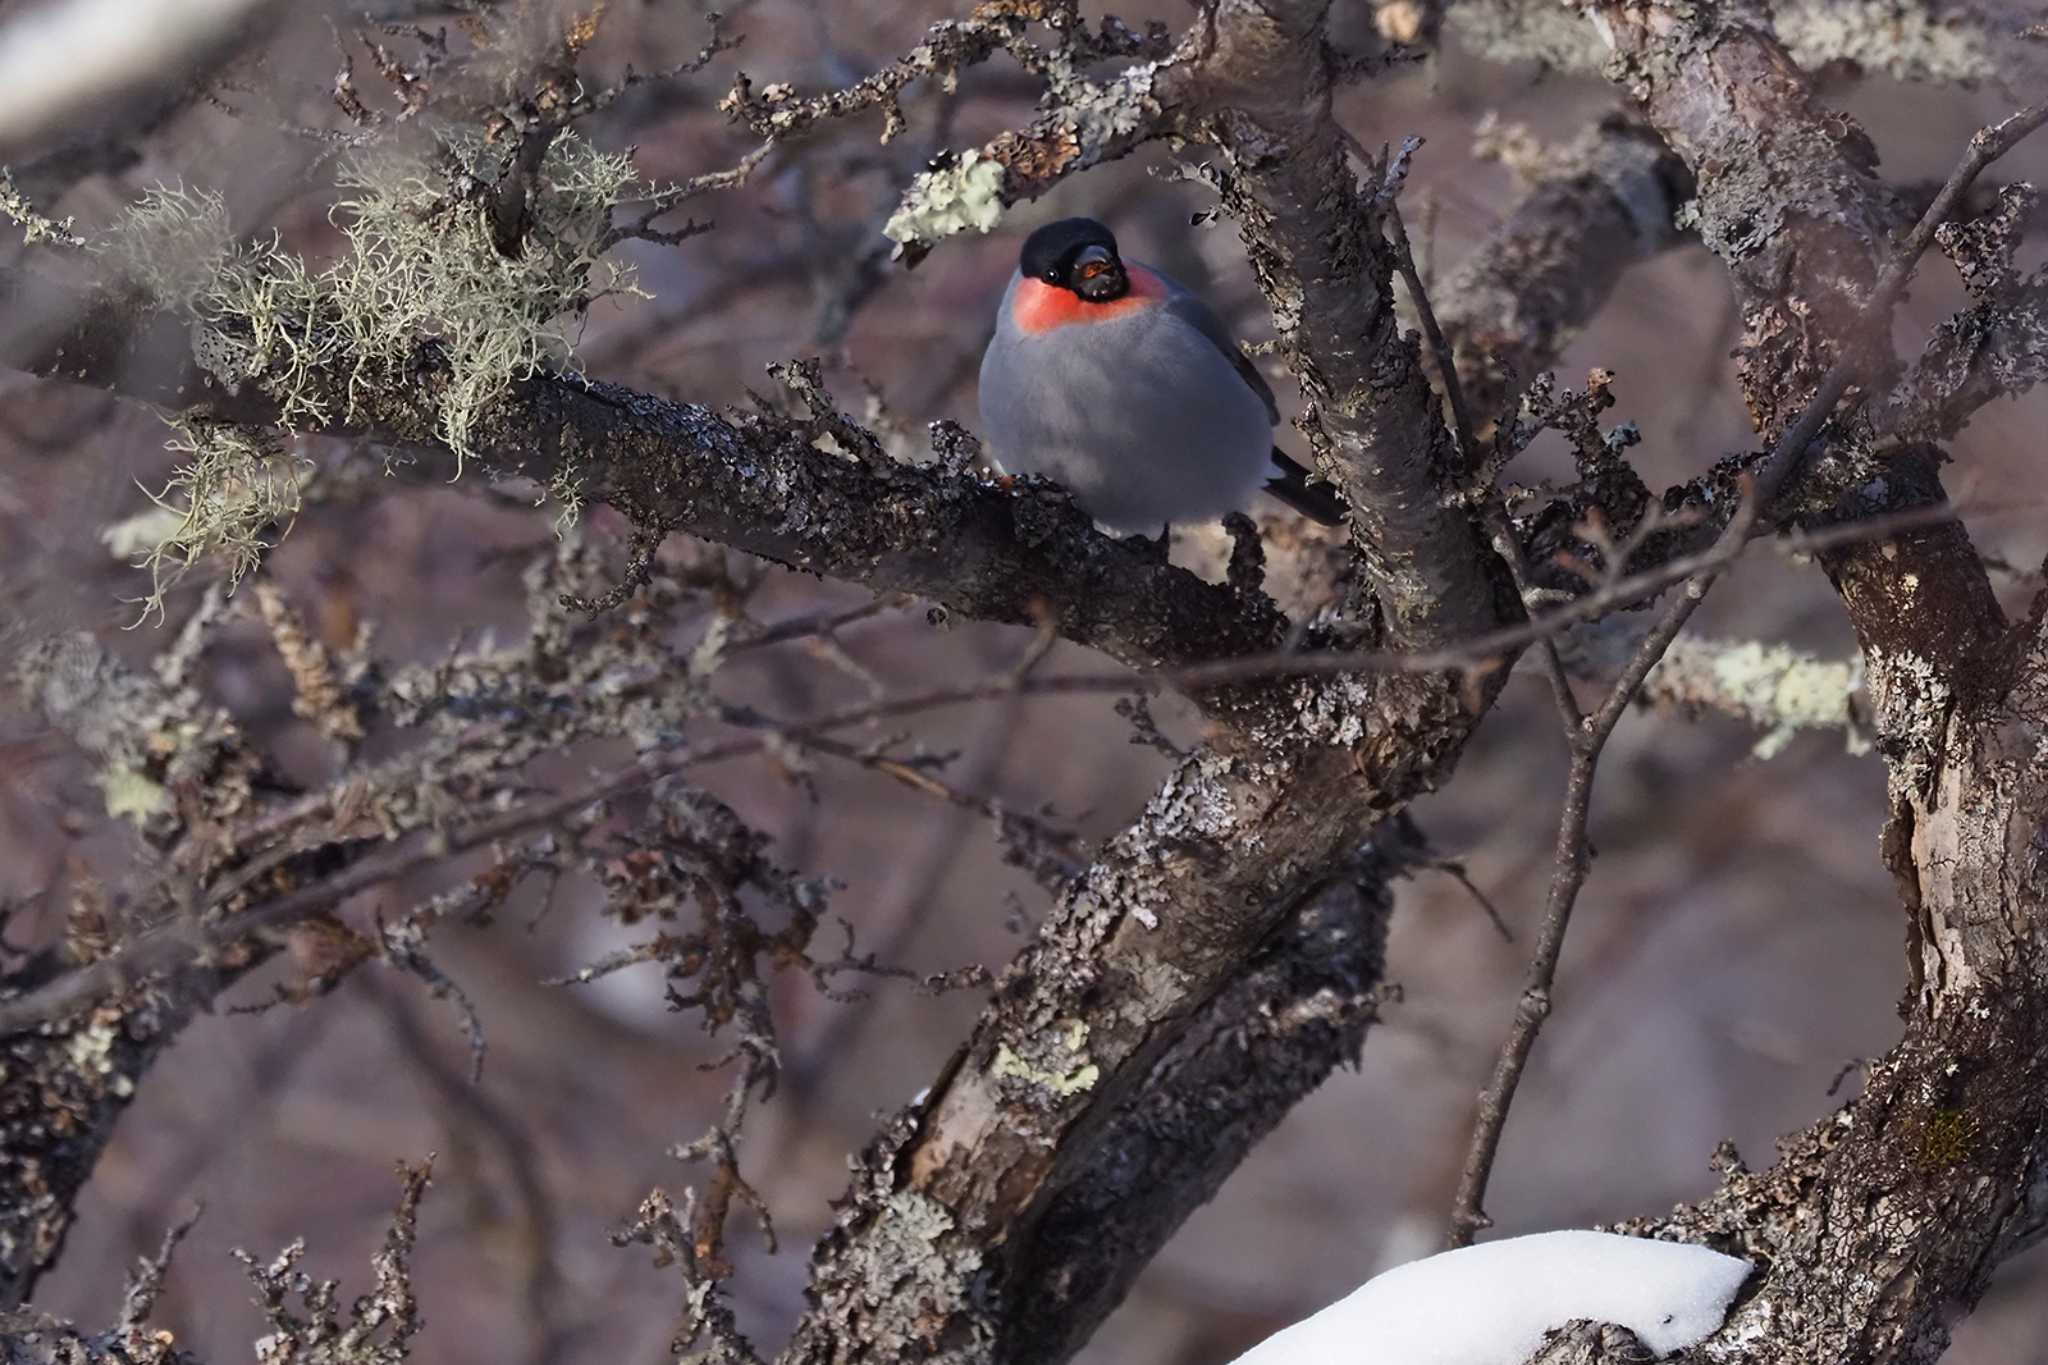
[1144, 264, 1346, 524]
[1149, 266, 1282, 425]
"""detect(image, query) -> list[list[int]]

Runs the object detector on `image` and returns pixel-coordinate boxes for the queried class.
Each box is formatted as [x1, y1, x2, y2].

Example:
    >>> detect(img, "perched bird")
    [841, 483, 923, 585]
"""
[978, 217, 1346, 534]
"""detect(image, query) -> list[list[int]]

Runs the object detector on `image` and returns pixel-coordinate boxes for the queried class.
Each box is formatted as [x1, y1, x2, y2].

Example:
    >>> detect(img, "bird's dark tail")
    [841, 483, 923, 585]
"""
[1265, 449, 1348, 526]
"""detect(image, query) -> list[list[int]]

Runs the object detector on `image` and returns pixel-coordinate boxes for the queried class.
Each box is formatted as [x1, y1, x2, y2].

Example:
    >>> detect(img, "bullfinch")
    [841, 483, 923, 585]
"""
[977, 217, 1347, 534]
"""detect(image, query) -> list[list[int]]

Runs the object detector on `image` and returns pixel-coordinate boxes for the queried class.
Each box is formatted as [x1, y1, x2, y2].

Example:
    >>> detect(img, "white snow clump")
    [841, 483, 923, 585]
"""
[1227, 1229, 1751, 1364]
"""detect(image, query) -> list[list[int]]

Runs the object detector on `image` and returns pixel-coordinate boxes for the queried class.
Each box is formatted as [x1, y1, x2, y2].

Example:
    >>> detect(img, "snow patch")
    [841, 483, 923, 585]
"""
[1227, 1230, 1751, 1364]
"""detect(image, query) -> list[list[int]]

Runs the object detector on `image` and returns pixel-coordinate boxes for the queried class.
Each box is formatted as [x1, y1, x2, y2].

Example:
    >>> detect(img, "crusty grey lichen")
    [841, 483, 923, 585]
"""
[1451, 0, 2025, 88]
[1668, 110, 1872, 266]
[856, 1190, 990, 1358]
[1775, 0, 2002, 87]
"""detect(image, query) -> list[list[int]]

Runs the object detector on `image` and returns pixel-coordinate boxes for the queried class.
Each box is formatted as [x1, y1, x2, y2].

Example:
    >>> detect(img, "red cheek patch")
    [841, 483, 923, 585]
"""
[1011, 264, 1168, 334]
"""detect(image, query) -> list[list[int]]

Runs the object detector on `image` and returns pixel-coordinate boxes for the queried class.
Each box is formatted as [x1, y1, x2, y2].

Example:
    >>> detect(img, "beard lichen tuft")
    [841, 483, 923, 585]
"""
[324, 128, 648, 472]
[97, 184, 237, 314]
[95, 131, 649, 615]
[124, 419, 313, 627]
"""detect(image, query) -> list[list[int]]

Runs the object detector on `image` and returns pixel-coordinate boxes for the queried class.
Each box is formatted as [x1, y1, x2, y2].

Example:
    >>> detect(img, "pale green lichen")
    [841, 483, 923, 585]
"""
[1776, 1, 1999, 87]
[94, 765, 173, 825]
[99, 505, 189, 561]
[1653, 636, 1867, 760]
[545, 458, 588, 536]
[884, 148, 1006, 245]
[1449, 0, 1605, 73]
[199, 234, 348, 430]
[1451, 0, 2013, 87]
[322, 129, 646, 468]
[98, 183, 236, 312]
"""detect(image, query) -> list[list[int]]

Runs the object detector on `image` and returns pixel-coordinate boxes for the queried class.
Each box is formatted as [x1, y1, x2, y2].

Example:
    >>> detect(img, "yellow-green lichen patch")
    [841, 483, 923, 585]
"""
[992, 1017, 1099, 1097]
[94, 764, 173, 825]
[1656, 636, 1865, 760]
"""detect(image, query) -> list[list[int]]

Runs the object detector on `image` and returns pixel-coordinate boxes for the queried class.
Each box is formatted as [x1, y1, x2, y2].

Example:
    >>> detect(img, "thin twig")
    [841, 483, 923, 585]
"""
[1430, 858, 1515, 943]
[1442, 94, 2048, 1248]
[728, 595, 906, 653]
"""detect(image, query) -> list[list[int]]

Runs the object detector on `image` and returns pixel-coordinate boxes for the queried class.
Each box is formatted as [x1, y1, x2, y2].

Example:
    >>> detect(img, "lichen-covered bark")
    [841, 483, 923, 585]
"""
[0, 988, 233, 1312]
[1005, 872, 1390, 1365]
[1581, 0, 2010, 890]
[0, 638, 278, 1307]
[782, 668, 1485, 1365]
[1444, 0, 2041, 90]
[1571, 976, 2048, 1364]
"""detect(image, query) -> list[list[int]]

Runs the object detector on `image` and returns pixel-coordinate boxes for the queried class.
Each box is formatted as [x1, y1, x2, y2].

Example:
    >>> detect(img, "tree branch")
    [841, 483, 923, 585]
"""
[1433, 115, 1691, 433]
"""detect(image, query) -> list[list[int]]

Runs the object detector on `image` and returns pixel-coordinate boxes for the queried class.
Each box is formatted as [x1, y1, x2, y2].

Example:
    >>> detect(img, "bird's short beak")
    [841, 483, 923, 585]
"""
[1072, 247, 1127, 301]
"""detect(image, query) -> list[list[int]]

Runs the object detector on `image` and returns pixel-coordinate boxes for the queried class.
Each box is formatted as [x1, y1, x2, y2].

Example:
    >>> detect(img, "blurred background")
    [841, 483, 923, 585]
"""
[2, 0, 2046, 1361]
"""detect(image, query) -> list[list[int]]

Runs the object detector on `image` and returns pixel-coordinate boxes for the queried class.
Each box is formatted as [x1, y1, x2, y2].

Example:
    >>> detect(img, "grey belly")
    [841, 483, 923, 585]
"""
[980, 312, 1273, 532]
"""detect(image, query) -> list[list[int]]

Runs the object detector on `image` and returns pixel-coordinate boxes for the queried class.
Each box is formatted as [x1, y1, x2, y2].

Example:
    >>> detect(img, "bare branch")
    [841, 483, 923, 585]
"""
[1432, 116, 1691, 433]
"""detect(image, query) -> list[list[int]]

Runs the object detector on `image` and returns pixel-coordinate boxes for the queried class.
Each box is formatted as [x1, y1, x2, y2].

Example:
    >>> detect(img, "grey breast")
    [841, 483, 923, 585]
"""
[978, 267, 1275, 532]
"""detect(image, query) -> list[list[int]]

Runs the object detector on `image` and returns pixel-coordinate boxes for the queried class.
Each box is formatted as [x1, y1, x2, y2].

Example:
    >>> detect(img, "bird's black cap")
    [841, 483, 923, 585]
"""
[1019, 217, 1119, 284]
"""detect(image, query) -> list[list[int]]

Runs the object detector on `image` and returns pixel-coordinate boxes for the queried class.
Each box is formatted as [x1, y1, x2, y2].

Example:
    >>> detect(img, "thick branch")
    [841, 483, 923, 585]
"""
[1486, 6, 2048, 1361]
[0, 267, 1284, 680]
[781, 661, 1484, 1365]
[1586, 1, 2012, 771]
